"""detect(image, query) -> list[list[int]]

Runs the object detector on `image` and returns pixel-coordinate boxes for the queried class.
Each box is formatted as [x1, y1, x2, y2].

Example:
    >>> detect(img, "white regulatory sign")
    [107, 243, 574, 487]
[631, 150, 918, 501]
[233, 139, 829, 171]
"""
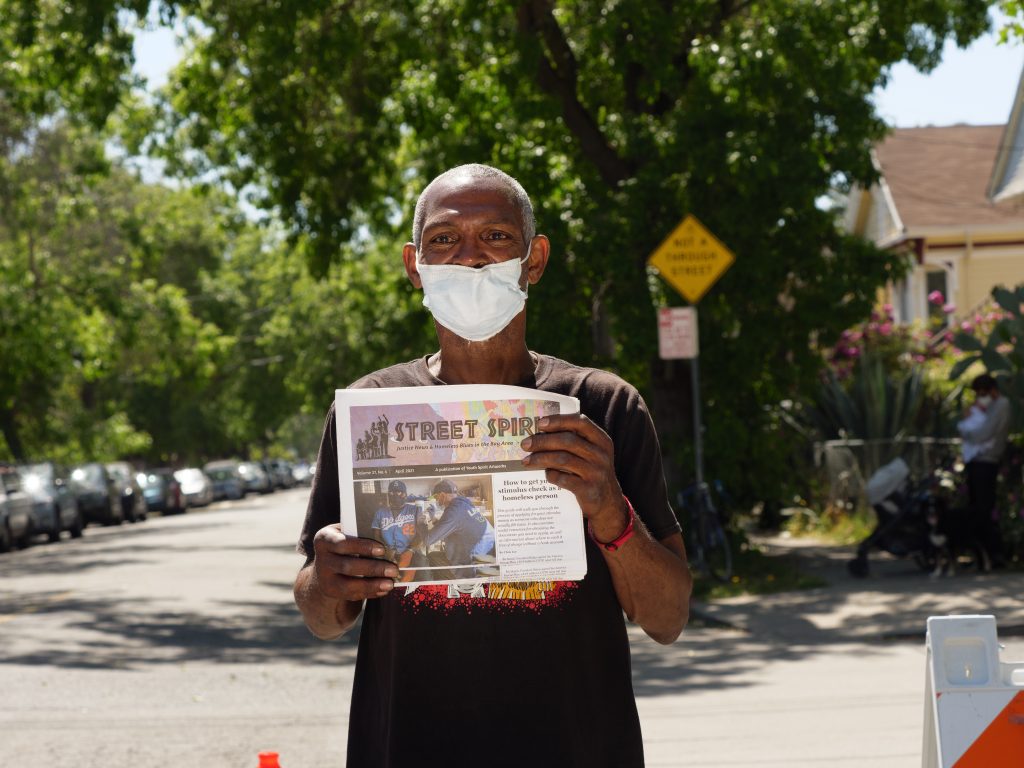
[657, 307, 699, 360]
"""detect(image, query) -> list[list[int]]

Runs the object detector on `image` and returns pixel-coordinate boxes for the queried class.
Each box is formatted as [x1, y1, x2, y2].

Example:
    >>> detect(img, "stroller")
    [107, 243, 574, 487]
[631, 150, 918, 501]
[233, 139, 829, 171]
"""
[847, 457, 939, 578]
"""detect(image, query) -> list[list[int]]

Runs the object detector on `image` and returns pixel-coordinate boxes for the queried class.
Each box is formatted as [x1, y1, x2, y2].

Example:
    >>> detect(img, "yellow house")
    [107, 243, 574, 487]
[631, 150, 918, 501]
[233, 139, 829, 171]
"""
[844, 69, 1024, 324]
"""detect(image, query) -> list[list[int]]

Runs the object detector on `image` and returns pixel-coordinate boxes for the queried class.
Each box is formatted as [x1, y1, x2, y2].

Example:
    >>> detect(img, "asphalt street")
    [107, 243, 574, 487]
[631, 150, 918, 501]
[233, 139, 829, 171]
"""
[2, 488, 1021, 767]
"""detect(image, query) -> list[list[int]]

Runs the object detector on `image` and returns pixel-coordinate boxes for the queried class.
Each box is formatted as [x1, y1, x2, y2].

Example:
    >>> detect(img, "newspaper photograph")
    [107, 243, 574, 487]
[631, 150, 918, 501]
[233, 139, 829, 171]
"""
[335, 384, 587, 586]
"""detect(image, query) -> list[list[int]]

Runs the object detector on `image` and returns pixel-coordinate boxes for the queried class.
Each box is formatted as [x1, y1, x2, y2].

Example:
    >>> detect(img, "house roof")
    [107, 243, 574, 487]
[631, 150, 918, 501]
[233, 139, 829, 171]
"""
[874, 124, 1024, 230]
[989, 65, 1024, 204]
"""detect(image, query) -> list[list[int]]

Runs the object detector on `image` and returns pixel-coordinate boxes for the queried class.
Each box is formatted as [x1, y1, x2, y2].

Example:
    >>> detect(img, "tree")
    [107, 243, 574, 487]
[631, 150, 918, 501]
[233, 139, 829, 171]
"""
[147, 0, 991, 502]
[1, 1, 997, 504]
[999, 1, 1024, 41]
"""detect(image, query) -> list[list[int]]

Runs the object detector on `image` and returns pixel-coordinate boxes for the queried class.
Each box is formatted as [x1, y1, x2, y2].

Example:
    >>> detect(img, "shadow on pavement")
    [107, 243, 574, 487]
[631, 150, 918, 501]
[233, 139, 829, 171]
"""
[690, 535, 1024, 647]
[0, 587, 359, 670]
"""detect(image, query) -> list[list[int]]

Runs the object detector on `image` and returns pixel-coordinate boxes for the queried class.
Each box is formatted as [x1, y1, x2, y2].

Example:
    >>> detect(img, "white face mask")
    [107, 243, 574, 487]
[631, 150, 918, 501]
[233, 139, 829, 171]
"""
[416, 246, 530, 342]
[976, 394, 993, 408]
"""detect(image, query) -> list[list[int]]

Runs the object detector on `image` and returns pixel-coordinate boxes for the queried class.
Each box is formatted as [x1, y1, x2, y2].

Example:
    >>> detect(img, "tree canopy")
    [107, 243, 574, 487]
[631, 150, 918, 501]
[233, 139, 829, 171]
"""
[0, 0, 998, 501]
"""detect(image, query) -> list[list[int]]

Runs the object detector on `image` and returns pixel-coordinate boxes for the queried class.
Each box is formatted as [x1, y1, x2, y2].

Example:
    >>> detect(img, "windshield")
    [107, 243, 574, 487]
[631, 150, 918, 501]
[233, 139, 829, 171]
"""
[140, 474, 166, 490]
[71, 464, 105, 488]
[106, 464, 130, 482]
[20, 463, 54, 493]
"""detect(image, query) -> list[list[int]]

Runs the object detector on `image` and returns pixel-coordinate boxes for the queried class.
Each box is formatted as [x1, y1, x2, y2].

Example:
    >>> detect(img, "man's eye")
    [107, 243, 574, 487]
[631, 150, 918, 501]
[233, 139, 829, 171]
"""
[431, 234, 455, 245]
[485, 231, 511, 241]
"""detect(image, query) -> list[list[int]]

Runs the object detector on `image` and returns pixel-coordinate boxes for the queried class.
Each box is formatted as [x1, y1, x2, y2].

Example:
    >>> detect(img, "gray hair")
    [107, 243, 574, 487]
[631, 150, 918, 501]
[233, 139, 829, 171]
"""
[412, 164, 536, 249]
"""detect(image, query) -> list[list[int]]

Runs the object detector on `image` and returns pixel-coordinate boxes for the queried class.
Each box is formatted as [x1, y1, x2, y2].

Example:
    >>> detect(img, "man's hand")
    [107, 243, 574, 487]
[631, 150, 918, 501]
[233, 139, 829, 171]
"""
[520, 414, 629, 542]
[519, 412, 692, 645]
[312, 524, 400, 600]
[294, 524, 399, 640]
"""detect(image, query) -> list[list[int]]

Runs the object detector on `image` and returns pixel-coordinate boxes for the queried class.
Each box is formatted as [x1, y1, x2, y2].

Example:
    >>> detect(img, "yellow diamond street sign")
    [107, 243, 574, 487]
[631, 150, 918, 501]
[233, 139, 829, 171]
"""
[647, 214, 735, 304]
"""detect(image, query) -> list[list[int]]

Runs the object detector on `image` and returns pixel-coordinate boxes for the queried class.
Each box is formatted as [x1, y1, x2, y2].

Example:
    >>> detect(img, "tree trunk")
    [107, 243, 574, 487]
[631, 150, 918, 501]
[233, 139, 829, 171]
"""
[0, 406, 26, 462]
[648, 357, 696, 502]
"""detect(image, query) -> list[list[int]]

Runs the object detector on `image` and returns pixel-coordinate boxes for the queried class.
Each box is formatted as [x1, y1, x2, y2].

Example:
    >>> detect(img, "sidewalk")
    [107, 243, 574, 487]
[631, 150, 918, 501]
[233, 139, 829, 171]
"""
[631, 535, 1024, 767]
[689, 534, 1024, 645]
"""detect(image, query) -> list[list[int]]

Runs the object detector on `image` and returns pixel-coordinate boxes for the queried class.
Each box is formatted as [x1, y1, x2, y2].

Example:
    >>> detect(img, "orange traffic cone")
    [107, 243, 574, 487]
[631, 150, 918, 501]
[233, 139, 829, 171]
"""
[258, 752, 281, 768]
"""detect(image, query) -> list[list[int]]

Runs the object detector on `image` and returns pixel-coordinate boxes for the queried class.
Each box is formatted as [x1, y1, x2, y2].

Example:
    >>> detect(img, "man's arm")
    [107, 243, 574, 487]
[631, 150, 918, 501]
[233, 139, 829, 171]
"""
[293, 524, 399, 640]
[522, 414, 692, 645]
[421, 510, 460, 548]
[960, 398, 1011, 444]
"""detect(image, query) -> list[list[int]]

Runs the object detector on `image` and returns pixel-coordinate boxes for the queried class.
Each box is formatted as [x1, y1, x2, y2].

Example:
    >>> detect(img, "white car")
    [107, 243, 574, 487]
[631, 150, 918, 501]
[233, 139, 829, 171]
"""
[173, 468, 214, 507]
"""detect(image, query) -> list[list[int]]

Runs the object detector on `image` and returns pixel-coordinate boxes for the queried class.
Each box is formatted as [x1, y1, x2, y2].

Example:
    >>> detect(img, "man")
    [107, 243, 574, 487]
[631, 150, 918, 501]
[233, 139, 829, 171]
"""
[294, 164, 691, 767]
[957, 373, 1011, 567]
[417, 479, 496, 568]
[369, 480, 421, 579]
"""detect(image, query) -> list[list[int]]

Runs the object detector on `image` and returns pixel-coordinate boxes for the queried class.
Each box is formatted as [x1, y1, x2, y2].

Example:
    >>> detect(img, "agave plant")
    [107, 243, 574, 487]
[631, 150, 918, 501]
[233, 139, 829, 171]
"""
[951, 285, 1024, 430]
[804, 352, 927, 478]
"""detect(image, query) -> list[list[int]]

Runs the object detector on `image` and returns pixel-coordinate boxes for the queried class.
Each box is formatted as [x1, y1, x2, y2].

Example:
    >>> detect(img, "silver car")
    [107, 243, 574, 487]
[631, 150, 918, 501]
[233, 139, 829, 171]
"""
[173, 468, 214, 507]
[237, 461, 273, 494]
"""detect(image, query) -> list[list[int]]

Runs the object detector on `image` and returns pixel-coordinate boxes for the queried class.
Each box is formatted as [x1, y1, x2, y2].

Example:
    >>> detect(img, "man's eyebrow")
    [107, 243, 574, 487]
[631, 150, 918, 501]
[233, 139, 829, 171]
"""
[423, 217, 520, 232]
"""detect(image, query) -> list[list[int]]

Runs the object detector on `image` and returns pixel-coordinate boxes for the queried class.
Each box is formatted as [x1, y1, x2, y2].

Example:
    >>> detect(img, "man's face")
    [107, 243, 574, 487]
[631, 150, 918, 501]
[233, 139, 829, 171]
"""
[402, 175, 549, 292]
[388, 490, 406, 511]
[434, 491, 452, 509]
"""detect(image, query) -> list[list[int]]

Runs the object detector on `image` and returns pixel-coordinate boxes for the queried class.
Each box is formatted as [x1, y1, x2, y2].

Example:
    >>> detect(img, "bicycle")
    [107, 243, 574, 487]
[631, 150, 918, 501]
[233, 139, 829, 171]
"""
[678, 480, 733, 582]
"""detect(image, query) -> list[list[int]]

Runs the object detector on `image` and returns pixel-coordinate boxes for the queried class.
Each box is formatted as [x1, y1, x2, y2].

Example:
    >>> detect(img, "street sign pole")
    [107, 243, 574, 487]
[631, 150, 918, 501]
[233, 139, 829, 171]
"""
[691, 344, 704, 492]
[648, 215, 734, 506]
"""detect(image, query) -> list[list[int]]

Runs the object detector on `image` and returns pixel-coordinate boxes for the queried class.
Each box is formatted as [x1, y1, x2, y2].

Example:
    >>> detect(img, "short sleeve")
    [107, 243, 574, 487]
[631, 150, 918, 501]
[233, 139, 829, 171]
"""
[297, 403, 340, 561]
[610, 389, 681, 541]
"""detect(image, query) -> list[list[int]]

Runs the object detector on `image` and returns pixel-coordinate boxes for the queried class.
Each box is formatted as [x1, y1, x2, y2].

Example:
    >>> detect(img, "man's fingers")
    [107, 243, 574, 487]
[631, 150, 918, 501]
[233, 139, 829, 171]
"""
[535, 413, 612, 448]
[317, 573, 396, 601]
[522, 448, 592, 478]
[314, 528, 388, 558]
[318, 549, 399, 579]
[521, 430, 606, 466]
[311, 525, 400, 601]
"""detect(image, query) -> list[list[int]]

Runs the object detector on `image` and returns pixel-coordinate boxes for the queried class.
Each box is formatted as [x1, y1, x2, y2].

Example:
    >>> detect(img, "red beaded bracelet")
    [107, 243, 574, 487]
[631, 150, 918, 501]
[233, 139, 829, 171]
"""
[589, 496, 636, 552]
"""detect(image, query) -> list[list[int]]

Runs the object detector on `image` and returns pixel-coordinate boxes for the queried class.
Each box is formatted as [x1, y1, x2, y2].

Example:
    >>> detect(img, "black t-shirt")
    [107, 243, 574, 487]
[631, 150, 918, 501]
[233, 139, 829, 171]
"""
[299, 353, 680, 768]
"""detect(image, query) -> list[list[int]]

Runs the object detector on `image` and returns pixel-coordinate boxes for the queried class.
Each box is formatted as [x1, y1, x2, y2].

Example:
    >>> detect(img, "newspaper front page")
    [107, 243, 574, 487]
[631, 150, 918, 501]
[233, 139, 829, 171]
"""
[335, 384, 587, 586]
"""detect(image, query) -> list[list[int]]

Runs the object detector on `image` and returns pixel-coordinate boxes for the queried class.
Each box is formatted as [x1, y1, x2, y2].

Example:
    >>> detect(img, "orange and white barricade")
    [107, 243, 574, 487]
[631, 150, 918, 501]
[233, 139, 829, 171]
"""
[922, 615, 1024, 767]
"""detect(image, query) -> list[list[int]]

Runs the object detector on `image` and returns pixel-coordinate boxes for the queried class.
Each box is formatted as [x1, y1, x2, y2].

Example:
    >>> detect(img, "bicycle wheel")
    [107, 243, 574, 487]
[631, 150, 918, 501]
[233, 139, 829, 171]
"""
[696, 509, 733, 582]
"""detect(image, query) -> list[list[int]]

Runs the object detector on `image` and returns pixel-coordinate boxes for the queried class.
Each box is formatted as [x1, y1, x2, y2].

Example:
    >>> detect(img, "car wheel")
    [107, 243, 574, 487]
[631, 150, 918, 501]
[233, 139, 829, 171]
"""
[69, 510, 84, 538]
[0, 521, 11, 553]
[47, 505, 61, 543]
[105, 500, 124, 526]
[125, 498, 137, 524]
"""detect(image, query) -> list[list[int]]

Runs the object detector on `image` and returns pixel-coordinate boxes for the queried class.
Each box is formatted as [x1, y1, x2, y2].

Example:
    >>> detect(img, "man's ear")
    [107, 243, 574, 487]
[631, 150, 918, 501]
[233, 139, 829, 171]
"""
[526, 235, 550, 286]
[402, 243, 422, 288]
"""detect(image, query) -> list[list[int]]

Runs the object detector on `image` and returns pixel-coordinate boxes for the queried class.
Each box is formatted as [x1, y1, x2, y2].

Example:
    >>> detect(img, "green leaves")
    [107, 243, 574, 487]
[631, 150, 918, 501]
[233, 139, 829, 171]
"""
[993, 285, 1024, 318]
[0, 0, 1000, 501]
[949, 354, 982, 382]
[949, 283, 1024, 430]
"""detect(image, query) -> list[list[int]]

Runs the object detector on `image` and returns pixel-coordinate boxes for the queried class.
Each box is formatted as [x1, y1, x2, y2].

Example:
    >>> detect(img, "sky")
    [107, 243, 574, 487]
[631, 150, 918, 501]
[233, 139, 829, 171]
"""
[133, 18, 1024, 129]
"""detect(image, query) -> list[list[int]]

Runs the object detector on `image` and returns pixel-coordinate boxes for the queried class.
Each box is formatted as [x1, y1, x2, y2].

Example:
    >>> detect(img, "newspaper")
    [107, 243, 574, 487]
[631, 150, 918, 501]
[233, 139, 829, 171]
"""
[335, 384, 587, 586]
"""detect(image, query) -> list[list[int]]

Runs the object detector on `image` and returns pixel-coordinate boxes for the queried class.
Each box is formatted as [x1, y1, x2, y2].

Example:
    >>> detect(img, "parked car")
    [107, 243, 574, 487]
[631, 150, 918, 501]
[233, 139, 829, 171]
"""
[138, 469, 188, 515]
[174, 468, 214, 507]
[18, 462, 84, 541]
[0, 466, 35, 551]
[70, 463, 123, 526]
[203, 460, 246, 501]
[265, 459, 295, 490]
[291, 460, 314, 486]
[106, 462, 148, 523]
[238, 461, 273, 494]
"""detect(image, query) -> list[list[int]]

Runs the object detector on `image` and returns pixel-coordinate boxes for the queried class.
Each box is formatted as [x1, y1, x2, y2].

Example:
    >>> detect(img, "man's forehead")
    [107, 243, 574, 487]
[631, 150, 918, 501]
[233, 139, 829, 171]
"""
[420, 175, 522, 228]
